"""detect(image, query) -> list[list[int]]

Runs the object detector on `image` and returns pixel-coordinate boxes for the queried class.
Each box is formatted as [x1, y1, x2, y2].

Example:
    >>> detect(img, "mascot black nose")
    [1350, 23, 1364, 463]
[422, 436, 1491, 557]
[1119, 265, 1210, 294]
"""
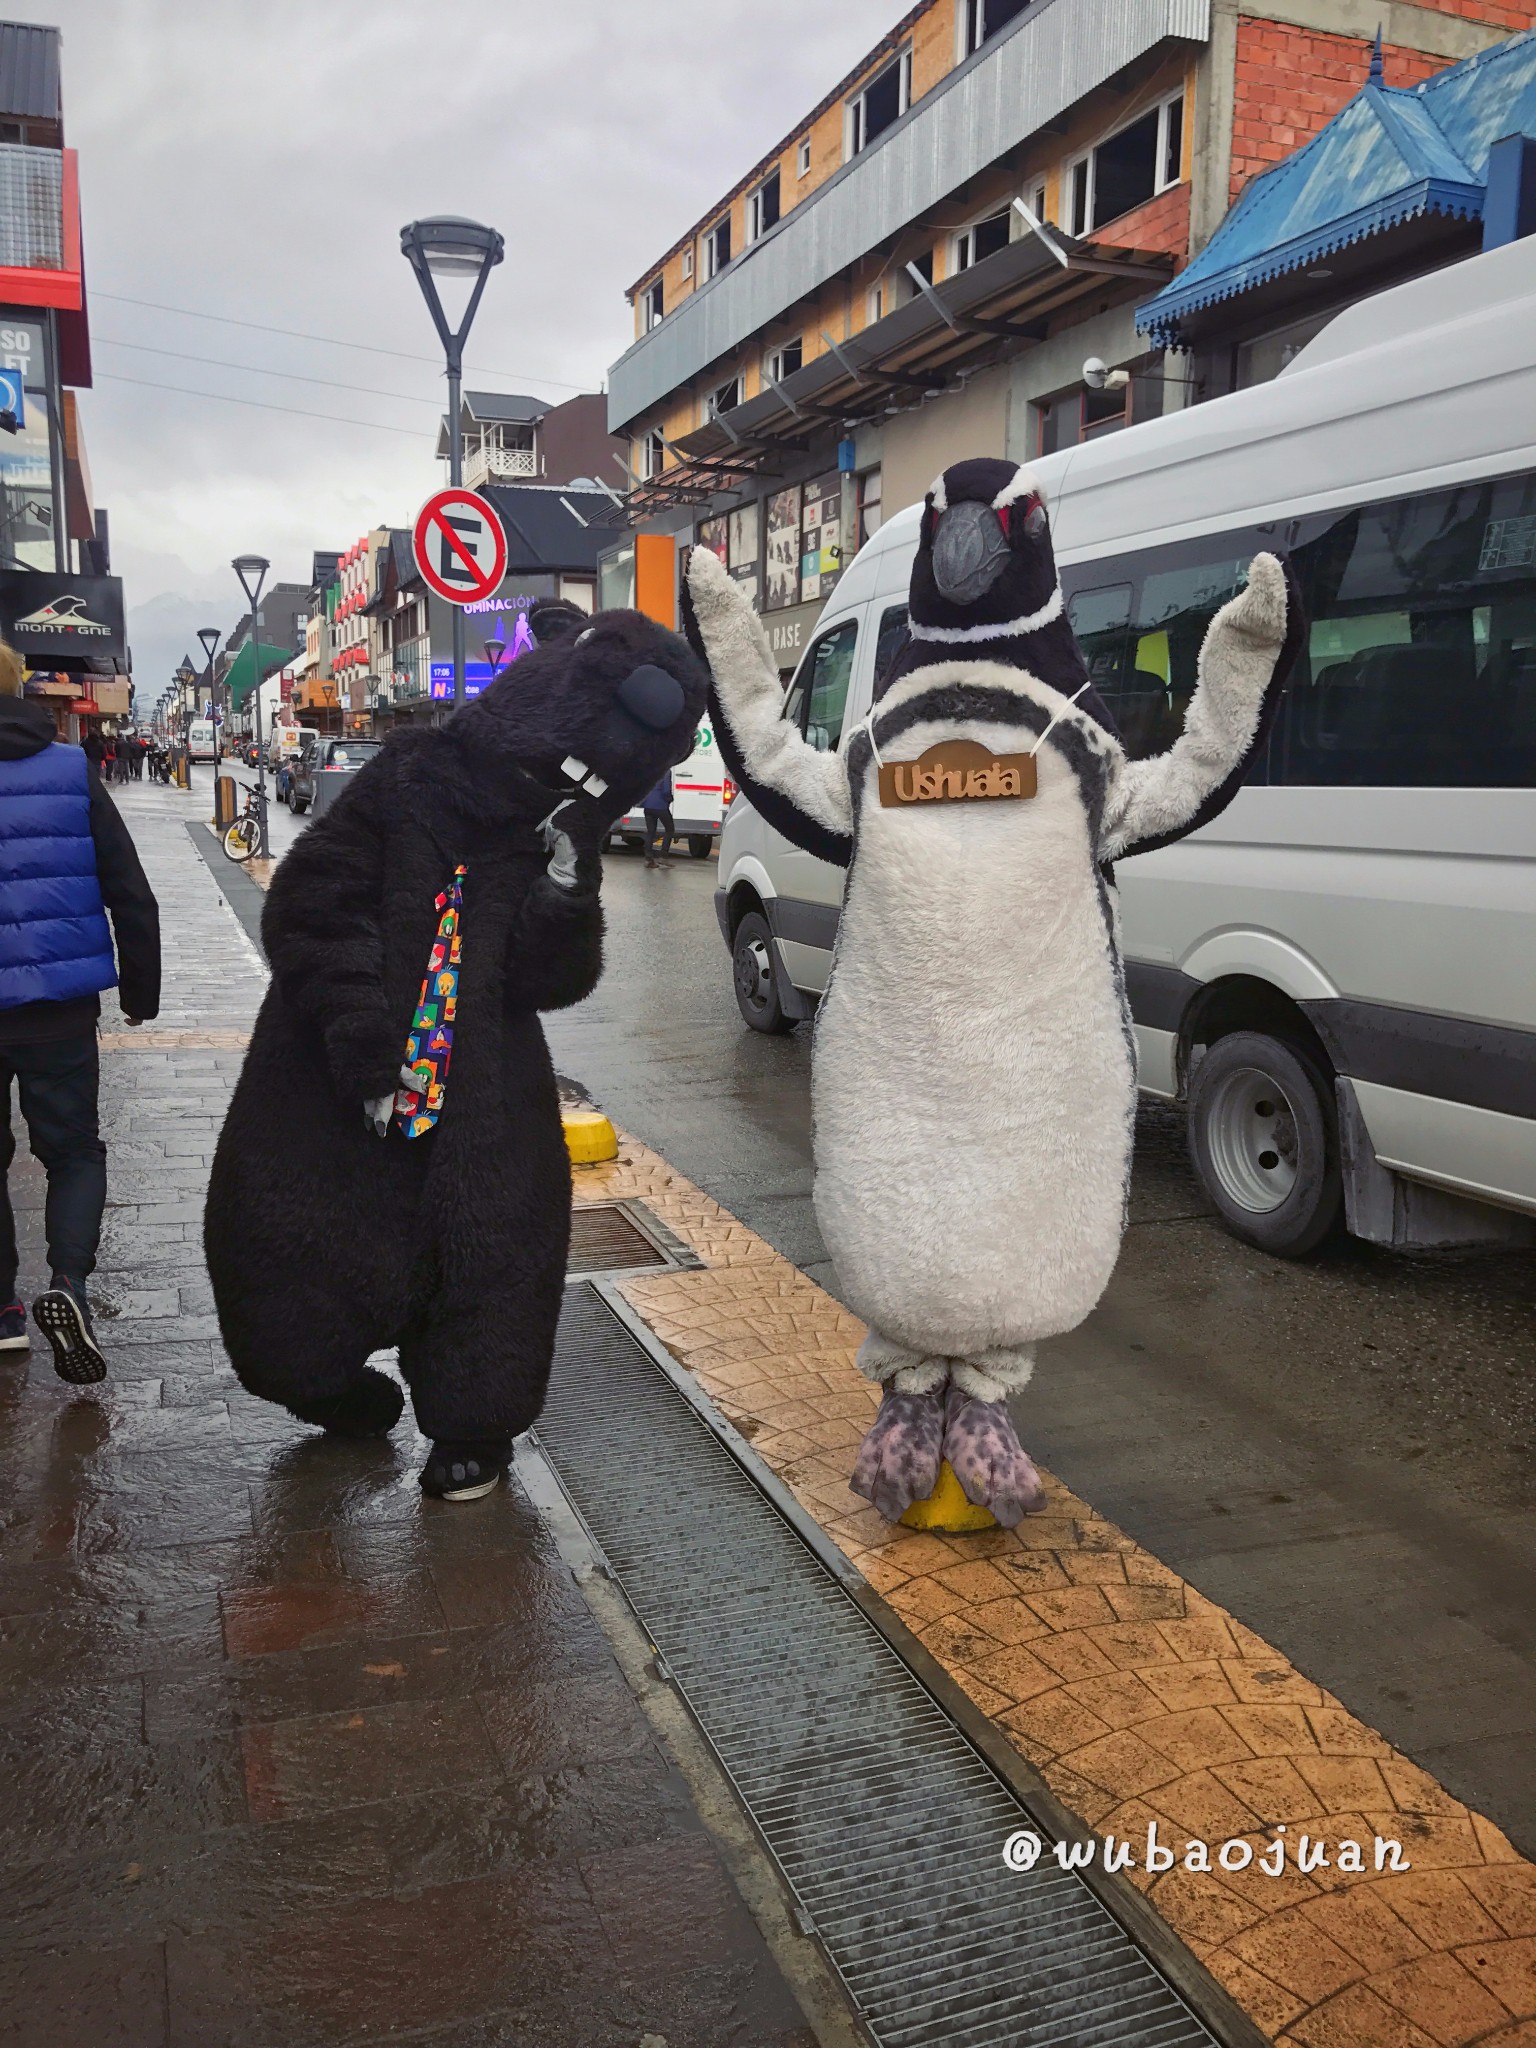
[932, 499, 1010, 604]
[618, 663, 686, 731]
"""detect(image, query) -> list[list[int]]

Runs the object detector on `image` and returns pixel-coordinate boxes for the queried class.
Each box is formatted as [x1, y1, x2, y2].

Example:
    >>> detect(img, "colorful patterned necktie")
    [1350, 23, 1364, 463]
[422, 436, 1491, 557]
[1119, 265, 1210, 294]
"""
[395, 865, 465, 1138]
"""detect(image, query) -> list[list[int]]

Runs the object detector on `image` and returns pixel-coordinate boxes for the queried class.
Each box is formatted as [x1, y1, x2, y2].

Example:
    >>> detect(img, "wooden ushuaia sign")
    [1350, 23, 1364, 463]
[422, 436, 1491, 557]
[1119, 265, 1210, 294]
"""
[878, 738, 1038, 807]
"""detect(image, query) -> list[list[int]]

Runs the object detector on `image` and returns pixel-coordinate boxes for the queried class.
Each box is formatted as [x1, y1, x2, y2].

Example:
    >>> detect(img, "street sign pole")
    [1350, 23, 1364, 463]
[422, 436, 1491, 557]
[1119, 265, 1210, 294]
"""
[448, 353, 466, 711]
[410, 489, 508, 710]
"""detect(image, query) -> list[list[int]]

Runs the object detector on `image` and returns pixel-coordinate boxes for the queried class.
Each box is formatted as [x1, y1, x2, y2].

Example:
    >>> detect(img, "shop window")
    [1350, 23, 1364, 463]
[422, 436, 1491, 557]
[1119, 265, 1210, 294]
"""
[800, 473, 843, 602]
[954, 210, 1012, 272]
[857, 467, 883, 548]
[748, 170, 781, 242]
[1067, 92, 1184, 236]
[1235, 308, 1334, 390]
[641, 279, 663, 331]
[783, 620, 857, 752]
[961, 0, 1032, 56]
[728, 501, 760, 608]
[764, 486, 800, 610]
[848, 50, 911, 157]
[765, 338, 803, 385]
[1082, 384, 1128, 440]
[704, 216, 731, 278]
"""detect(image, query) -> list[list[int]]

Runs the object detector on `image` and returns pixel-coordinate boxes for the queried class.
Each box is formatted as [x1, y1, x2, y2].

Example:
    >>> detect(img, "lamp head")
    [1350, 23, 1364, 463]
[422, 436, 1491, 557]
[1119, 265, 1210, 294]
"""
[401, 215, 504, 279]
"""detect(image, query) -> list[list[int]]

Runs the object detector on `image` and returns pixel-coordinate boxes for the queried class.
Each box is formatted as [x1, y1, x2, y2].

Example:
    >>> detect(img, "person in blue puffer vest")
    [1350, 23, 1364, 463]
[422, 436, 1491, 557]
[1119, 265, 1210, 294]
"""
[0, 646, 160, 1382]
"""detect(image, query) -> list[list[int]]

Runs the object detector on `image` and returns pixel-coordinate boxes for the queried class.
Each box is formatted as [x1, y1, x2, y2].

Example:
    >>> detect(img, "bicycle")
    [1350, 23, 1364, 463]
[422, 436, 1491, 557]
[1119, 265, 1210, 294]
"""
[222, 781, 266, 863]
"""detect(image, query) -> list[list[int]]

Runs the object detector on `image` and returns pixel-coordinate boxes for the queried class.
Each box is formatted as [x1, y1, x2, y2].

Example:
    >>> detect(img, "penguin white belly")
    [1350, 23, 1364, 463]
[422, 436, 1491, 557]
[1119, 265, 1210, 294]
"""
[812, 721, 1135, 1357]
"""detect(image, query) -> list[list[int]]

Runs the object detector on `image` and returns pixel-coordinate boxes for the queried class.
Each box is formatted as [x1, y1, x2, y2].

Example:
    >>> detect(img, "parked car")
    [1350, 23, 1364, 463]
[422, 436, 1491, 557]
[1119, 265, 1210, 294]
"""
[716, 234, 1536, 1258]
[288, 735, 382, 817]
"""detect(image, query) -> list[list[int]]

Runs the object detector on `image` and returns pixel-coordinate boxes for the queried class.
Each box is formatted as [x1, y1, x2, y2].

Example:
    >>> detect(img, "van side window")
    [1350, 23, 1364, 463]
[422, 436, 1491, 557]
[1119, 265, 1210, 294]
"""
[873, 604, 909, 691]
[1283, 473, 1536, 787]
[784, 619, 858, 752]
[1067, 583, 1132, 730]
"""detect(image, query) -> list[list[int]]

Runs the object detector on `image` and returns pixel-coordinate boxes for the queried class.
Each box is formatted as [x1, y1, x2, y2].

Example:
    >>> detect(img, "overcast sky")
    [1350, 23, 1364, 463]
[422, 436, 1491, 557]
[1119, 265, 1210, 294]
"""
[45, 0, 894, 693]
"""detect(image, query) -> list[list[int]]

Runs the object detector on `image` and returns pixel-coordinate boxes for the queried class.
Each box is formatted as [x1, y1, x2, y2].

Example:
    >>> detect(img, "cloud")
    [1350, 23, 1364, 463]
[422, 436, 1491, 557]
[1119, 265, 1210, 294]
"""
[42, 0, 892, 697]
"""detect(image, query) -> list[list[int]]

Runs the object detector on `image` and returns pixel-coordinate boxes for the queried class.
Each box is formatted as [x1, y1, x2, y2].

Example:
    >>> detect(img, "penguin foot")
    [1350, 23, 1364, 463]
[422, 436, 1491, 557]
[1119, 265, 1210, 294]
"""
[850, 1385, 945, 1522]
[290, 1367, 404, 1440]
[941, 1382, 1047, 1527]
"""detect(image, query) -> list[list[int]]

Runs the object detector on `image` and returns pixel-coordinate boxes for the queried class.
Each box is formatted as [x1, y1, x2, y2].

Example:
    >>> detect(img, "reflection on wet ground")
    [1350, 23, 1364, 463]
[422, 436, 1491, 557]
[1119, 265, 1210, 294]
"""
[0, 791, 816, 2047]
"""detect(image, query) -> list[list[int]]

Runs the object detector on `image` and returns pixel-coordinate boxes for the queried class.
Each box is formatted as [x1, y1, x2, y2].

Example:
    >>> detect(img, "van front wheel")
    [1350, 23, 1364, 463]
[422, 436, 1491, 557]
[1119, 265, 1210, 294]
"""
[1187, 1031, 1342, 1258]
[732, 911, 795, 1035]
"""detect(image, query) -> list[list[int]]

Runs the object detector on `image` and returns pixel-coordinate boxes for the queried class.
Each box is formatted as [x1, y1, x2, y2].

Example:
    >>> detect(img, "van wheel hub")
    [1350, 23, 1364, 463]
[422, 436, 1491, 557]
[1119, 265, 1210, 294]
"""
[1205, 1066, 1300, 1212]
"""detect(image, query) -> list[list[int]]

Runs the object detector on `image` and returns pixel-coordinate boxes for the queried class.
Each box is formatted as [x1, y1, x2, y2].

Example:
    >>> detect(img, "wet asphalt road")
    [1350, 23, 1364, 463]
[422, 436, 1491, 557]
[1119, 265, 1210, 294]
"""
[548, 846, 1536, 1857]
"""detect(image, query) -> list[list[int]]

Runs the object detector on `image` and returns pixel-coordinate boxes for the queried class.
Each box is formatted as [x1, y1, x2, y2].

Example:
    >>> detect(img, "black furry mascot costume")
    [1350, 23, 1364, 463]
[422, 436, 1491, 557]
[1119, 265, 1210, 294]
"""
[687, 457, 1300, 1529]
[204, 611, 707, 1499]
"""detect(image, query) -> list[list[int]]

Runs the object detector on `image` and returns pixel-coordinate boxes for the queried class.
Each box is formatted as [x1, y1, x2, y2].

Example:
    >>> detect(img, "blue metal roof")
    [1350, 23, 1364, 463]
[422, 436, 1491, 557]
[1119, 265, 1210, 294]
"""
[1138, 28, 1536, 347]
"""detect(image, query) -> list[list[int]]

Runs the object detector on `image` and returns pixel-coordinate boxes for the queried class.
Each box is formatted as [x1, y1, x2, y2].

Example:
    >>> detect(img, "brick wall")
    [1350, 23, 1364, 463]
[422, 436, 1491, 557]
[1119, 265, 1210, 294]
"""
[1093, 180, 1191, 259]
[1231, 17, 1459, 201]
[1409, 0, 1534, 24]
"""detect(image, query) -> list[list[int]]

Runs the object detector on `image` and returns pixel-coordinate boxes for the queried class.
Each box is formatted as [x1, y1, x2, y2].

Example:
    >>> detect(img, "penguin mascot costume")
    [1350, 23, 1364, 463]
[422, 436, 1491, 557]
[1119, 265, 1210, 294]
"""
[204, 612, 707, 1500]
[686, 456, 1300, 1527]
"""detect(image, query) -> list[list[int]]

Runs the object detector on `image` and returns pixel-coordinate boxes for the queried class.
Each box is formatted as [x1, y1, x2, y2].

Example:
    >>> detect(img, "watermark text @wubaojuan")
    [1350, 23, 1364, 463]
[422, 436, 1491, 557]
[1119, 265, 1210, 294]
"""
[1002, 1826, 1411, 1877]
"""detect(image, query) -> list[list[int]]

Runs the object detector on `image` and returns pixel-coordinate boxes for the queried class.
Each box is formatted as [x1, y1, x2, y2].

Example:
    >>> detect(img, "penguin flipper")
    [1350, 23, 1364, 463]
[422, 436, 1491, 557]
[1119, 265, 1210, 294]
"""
[684, 547, 854, 869]
[1098, 552, 1302, 863]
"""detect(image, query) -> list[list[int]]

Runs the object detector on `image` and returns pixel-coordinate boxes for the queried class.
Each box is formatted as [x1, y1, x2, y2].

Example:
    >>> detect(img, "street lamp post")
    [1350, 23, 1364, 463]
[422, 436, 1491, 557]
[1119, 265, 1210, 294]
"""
[197, 626, 222, 766]
[400, 215, 504, 715]
[232, 555, 271, 856]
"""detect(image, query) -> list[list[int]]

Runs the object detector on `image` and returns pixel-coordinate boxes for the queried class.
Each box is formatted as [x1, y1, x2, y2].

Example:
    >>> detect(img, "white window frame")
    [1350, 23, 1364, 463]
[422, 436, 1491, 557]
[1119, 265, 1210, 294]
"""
[704, 217, 731, 279]
[706, 375, 741, 422]
[796, 137, 811, 178]
[764, 338, 803, 385]
[641, 279, 663, 331]
[845, 47, 912, 160]
[747, 168, 781, 244]
[681, 245, 694, 281]
[641, 429, 665, 481]
[866, 282, 885, 325]
[1064, 89, 1185, 239]
[958, 0, 984, 58]
[951, 204, 1015, 275]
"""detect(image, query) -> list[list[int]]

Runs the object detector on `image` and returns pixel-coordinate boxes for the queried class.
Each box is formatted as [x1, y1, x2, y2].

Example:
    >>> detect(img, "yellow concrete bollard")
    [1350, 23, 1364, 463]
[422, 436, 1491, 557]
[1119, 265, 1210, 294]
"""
[900, 1457, 998, 1533]
[562, 1108, 618, 1164]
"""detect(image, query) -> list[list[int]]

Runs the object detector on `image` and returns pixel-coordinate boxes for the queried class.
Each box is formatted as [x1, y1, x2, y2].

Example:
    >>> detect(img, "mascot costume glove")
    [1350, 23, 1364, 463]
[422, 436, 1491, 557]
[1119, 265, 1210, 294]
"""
[205, 611, 707, 1501]
[685, 456, 1301, 1529]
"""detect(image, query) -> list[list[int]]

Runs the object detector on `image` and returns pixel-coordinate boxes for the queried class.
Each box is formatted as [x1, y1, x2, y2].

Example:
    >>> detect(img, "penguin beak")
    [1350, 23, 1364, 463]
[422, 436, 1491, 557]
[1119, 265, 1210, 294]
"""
[931, 500, 1011, 604]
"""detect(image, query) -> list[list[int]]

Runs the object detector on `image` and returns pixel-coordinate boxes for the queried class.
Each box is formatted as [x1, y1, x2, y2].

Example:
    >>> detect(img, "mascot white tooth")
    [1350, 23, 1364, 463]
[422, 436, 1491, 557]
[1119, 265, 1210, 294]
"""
[686, 456, 1301, 1528]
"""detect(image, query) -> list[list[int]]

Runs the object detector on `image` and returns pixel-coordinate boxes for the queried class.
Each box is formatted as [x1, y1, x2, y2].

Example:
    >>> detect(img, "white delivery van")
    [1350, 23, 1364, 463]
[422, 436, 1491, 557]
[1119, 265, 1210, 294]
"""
[716, 235, 1536, 1257]
[612, 718, 731, 858]
[187, 719, 218, 762]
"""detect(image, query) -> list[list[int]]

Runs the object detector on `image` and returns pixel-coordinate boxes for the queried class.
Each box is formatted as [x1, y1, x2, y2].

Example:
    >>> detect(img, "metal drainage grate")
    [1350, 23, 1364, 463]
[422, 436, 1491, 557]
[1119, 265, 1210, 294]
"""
[537, 1284, 1248, 2048]
[567, 1200, 694, 1277]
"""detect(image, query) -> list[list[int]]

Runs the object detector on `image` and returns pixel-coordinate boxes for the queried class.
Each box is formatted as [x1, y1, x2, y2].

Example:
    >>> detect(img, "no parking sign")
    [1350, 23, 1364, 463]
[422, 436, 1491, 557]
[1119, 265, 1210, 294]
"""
[411, 487, 507, 606]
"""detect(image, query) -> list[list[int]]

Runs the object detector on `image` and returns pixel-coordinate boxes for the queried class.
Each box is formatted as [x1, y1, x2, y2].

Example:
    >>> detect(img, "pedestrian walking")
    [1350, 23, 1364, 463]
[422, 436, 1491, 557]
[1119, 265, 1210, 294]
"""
[130, 734, 146, 780]
[100, 732, 116, 784]
[81, 727, 105, 771]
[0, 645, 161, 1381]
[642, 768, 674, 868]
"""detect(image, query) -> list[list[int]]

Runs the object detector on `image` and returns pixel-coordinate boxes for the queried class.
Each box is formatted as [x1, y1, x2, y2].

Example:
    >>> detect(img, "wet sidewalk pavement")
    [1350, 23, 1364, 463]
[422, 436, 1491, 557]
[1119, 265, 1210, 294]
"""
[0, 783, 825, 2048]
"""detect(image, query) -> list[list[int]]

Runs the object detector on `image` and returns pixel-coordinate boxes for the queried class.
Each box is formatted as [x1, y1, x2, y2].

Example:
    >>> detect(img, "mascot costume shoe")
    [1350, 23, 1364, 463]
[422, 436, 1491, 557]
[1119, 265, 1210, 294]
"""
[687, 456, 1301, 1529]
[204, 612, 707, 1500]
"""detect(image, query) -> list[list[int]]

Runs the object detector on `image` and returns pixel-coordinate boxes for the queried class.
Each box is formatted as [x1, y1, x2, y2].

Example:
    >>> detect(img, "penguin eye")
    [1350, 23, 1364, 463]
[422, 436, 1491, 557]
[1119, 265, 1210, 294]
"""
[1024, 501, 1048, 539]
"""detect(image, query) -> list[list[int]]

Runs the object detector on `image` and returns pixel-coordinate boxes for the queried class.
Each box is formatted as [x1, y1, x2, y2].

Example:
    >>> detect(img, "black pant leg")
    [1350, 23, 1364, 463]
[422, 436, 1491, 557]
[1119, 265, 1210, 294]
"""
[659, 807, 674, 857]
[643, 809, 661, 855]
[0, 1047, 17, 1302]
[12, 1033, 107, 1290]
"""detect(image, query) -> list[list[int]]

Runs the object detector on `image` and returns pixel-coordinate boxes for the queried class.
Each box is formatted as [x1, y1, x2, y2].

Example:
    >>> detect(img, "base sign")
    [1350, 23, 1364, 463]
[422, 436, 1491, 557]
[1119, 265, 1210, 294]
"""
[412, 488, 508, 607]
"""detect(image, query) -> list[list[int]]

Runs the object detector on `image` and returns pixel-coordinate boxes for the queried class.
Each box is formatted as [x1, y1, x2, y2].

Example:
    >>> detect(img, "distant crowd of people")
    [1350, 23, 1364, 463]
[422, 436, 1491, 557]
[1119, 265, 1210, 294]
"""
[80, 729, 171, 784]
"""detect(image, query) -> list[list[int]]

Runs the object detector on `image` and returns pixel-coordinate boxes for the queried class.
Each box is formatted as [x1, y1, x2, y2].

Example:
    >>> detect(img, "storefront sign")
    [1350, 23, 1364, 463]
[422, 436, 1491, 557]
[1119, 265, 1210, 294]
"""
[760, 596, 825, 670]
[0, 570, 126, 669]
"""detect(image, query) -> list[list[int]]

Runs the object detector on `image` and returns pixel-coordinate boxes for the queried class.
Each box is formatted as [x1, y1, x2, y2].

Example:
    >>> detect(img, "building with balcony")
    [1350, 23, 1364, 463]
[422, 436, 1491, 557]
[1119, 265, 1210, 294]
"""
[0, 18, 128, 732]
[436, 390, 625, 493]
[330, 527, 388, 729]
[608, 0, 1521, 667]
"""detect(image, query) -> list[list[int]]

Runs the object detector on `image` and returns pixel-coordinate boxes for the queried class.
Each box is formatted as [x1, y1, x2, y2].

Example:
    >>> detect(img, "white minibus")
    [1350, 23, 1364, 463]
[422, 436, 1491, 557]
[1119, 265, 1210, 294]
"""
[186, 719, 218, 763]
[716, 235, 1536, 1256]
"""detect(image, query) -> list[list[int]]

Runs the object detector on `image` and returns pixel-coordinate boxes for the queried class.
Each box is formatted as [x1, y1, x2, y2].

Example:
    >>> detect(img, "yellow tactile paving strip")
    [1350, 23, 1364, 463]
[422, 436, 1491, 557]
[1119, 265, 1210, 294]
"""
[574, 1135, 1536, 2048]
